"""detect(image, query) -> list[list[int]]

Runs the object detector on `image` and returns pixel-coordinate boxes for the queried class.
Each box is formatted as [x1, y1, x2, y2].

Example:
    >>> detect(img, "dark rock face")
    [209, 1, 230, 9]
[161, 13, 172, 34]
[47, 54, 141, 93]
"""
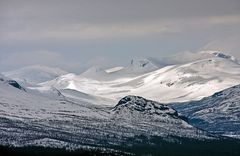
[7, 80, 25, 91]
[0, 74, 25, 91]
[113, 95, 180, 118]
[7, 80, 22, 89]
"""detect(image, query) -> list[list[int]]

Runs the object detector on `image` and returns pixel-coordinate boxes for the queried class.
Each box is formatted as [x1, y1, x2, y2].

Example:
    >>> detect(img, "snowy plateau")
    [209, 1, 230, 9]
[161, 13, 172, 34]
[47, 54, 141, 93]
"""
[0, 51, 240, 155]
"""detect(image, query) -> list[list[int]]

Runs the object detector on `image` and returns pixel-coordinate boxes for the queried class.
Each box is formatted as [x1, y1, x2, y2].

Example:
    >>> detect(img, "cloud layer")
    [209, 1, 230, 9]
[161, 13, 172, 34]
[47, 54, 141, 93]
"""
[0, 0, 240, 72]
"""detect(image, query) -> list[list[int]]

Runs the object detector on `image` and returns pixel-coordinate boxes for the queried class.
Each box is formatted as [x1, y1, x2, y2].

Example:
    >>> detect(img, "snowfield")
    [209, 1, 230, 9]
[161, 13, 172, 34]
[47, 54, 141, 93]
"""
[35, 51, 240, 104]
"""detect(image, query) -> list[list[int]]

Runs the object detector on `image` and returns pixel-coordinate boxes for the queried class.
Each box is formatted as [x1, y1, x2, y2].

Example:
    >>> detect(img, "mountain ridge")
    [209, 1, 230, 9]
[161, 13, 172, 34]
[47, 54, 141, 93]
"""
[3, 65, 68, 85]
[171, 84, 240, 138]
[26, 51, 240, 104]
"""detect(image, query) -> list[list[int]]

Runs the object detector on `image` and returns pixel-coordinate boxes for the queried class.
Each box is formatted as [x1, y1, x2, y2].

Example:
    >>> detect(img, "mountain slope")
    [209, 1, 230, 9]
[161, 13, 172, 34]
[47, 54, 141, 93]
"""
[151, 50, 239, 66]
[0, 74, 25, 91]
[3, 65, 68, 86]
[78, 58, 158, 81]
[40, 51, 240, 104]
[130, 55, 240, 103]
[113, 95, 185, 122]
[171, 84, 240, 138]
[0, 79, 213, 151]
[115, 58, 159, 75]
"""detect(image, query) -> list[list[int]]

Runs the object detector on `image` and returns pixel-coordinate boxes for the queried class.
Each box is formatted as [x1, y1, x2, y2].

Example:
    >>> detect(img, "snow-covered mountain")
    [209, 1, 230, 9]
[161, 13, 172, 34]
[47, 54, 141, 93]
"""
[38, 51, 240, 104]
[172, 84, 240, 138]
[151, 51, 239, 66]
[79, 66, 109, 80]
[0, 51, 240, 152]
[130, 53, 240, 103]
[3, 65, 68, 86]
[79, 58, 158, 81]
[0, 76, 212, 150]
[115, 58, 159, 75]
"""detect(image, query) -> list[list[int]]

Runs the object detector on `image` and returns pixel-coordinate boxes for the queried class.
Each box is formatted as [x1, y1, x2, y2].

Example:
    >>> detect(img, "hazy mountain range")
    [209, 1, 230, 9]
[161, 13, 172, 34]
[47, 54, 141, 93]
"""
[0, 51, 240, 155]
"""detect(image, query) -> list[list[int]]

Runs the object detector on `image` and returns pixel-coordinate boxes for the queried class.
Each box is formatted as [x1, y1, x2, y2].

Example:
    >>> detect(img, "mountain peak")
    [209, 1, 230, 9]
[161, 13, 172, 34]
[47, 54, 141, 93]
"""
[199, 51, 239, 63]
[152, 51, 239, 67]
[122, 58, 158, 74]
[113, 95, 178, 117]
[82, 66, 103, 74]
[3, 65, 68, 85]
[129, 58, 157, 67]
[80, 66, 107, 79]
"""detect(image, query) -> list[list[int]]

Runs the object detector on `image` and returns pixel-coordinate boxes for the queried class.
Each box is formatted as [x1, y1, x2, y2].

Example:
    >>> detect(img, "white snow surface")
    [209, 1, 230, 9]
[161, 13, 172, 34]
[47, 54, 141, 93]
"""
[38, 51, 240, 104]
[105, 66, 124, 73]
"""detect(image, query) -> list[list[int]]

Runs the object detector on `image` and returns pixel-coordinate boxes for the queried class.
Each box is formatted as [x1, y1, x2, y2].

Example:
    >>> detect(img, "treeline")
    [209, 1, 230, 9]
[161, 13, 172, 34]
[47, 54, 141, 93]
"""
[0, 145, 126, 156]
[0, 136, 240, 156]
[120, 136, 240, 156]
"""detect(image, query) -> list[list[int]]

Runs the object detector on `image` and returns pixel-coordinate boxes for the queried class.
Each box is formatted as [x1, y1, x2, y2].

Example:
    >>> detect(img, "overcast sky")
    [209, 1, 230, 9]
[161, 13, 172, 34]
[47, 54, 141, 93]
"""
[0, 0, 240, 73]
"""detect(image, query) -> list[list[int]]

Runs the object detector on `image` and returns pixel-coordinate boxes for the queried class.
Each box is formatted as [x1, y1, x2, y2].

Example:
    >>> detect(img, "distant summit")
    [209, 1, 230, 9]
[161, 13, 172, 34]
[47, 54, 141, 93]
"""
[80, 66, 107, 79]
[3, 65, 68, 85]
[115, 58, 158, 75]
[151, 51, 239, 66]
[200, 51, 239, 64]
[79, 58, 158, 80]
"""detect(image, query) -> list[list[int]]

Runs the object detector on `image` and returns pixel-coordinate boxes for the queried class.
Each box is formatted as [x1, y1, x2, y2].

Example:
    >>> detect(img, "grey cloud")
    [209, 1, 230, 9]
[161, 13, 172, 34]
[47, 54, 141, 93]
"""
[0, 0, 239, 72]
[1, 15, 240, 43]
[1, 0, 239, 43]
[0, 21, 178, 42]
[1, 0, 239, 22]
